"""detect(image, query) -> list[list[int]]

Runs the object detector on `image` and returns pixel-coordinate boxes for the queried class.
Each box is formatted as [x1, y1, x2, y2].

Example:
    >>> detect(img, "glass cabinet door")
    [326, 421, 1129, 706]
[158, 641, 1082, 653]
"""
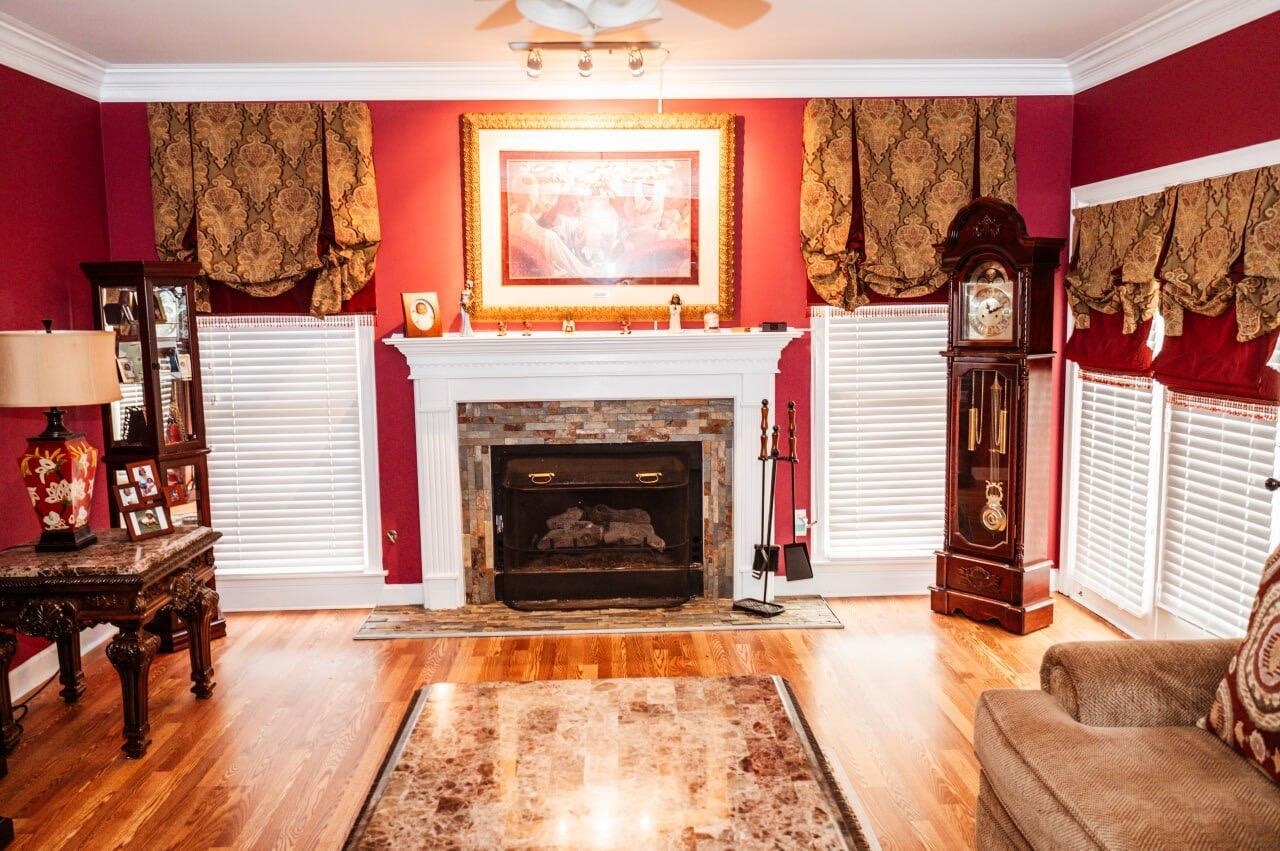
[98, 284, 150, 449]
[950, 362, 1020, 559]
[153, 284, 200, 448]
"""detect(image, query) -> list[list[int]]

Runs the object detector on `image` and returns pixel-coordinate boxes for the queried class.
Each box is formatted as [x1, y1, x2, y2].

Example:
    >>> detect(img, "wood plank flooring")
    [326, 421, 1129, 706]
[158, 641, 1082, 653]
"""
[0, 594, 1121, 850]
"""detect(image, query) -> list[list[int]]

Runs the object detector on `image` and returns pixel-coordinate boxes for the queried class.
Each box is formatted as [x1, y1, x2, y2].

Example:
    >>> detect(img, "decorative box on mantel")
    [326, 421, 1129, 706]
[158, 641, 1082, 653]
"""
[385, 329, 804, 609]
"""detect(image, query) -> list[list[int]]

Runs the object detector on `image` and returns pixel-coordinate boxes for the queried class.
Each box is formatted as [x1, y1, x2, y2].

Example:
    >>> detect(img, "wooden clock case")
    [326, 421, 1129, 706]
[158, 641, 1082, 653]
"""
[930, 198, 1064, 635]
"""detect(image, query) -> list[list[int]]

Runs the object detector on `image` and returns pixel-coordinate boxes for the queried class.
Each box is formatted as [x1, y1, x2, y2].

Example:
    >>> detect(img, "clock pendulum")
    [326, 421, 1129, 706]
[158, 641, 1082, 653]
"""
[981, 373, 1008, 534]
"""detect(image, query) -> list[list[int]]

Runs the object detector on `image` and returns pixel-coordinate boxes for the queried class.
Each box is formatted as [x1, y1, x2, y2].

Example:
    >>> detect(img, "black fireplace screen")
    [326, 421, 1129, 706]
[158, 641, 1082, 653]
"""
[492, 442, 704, 605]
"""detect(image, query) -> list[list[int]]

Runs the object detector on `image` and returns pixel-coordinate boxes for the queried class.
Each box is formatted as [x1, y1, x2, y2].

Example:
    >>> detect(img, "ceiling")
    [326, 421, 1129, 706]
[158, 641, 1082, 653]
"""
[0, 0, 1195, 63]
[0, 0, 1275, 100]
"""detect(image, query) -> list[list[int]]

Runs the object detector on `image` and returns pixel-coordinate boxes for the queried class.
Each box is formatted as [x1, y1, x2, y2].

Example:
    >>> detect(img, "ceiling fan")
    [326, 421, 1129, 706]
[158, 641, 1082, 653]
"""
[475, 0, 772, 35]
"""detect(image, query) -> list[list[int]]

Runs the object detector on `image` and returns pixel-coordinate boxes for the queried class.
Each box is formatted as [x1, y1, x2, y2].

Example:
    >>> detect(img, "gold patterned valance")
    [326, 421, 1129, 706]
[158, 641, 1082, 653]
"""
[1237, 165, 1280, 342]
[148, 101, 380, 316]
[800, 97, 1017, 309]
[1065, 190, 1174, 334]
[1159, 170, 1257, 336]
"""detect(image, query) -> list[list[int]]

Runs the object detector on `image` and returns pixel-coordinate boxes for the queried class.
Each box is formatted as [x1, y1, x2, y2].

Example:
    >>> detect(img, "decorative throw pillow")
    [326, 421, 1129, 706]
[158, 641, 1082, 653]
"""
[1201, 546, 1280, 783]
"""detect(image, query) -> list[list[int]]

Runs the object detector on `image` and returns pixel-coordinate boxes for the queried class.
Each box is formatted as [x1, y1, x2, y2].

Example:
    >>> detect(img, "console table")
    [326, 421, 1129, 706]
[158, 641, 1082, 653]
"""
[0, 527, 220, 759]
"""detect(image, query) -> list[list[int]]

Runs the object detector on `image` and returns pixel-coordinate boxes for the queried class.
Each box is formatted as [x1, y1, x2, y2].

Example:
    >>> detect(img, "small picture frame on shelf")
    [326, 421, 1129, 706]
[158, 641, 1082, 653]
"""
[163, 483, 186, 507]
[176, 353, 193, 380]
[116, 357, 140, 384]
[115, 483, 142, 509]
[126, 459, 162, 501]
[402, 292, 442, 338]
[124, 503, 172, 541]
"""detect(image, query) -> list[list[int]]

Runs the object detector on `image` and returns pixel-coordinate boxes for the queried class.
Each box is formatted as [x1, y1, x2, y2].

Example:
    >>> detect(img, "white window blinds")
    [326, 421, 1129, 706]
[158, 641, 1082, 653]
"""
[1071, 372, 1158, 615]
[198, 315, 379, 575]
[1157, 393, 1279, 637]
[816, 304, 948, 558]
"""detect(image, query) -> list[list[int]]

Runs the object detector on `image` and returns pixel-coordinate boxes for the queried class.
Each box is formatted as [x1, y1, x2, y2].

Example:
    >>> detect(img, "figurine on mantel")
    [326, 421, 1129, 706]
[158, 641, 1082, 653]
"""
[703, 311, 720, 332]
[459, 280, 475, 337]
[620, 318, 632, 335]
[669, 294, 682, 331]
[562, 318, 576, 334]
[522, 321, 533, 336]
[496, 320, 507, 336]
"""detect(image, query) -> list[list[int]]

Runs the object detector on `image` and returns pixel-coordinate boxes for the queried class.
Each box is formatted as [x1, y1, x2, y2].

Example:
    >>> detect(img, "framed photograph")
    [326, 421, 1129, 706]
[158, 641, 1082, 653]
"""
[163, 482, 186, 507]
[461, 112, 736, 322]
[126, 459, 162, 501]
[402, 292, 443, 338]
[176, 353, 193, 380]
[115, 483, 142, 510]
[124, 503, 172, 542]
[116, 356, 139, 384]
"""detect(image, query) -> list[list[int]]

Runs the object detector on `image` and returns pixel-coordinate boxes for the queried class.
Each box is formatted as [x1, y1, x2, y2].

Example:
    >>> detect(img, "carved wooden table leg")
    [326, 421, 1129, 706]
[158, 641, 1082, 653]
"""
[55, 632, 85, 704]
[0, 632, 18, 755]
[171, 574, 218, 699]
[105, 624, 159, 759]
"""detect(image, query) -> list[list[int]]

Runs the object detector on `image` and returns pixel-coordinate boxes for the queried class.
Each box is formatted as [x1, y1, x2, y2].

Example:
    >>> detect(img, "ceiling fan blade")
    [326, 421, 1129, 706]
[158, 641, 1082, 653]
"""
[475, 0, 525, 30]
[667, 0, 770, 29]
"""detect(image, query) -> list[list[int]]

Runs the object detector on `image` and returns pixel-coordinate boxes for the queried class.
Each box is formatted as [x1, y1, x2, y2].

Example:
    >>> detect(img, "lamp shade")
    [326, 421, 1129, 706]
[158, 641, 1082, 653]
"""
[0, 330, 121, 408]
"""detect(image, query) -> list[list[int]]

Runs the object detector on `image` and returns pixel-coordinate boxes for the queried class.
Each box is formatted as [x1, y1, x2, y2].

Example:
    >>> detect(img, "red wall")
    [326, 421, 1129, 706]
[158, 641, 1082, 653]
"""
[1073, 12, 1280, 185]
[0, 67, 110, 667]
[98, 96, 1074, 585]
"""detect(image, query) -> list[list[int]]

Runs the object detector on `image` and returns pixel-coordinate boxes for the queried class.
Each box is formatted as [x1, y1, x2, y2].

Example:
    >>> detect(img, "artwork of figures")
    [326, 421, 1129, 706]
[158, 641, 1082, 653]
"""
[462, 113, 736, 323]
[500, 152, 698, 286]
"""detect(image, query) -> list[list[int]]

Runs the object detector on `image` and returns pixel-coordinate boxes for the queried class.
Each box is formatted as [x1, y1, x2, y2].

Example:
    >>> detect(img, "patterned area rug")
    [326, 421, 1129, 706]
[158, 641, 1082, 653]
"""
[344, 676, 877, 850]
[355, 595, 842, 639]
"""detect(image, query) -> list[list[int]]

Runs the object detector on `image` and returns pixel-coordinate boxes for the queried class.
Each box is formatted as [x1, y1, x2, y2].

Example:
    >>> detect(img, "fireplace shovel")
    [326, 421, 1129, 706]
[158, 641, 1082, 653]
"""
[735, 408, 784, 618]
[782, 401, 814, 581]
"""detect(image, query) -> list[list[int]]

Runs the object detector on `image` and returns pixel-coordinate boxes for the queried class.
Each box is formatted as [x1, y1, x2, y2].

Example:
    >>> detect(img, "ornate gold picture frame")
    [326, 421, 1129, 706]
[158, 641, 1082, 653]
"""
[461, 112, 736, 322]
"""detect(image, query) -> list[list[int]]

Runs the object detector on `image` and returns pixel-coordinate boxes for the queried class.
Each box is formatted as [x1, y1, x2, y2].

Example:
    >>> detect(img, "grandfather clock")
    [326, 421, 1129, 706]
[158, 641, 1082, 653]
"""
[930, 198, 1064, 635]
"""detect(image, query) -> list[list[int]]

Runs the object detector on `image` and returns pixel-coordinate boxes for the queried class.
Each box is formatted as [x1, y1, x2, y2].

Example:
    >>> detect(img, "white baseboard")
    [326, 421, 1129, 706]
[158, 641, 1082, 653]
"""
[8, 623, 117, 702]
[780, 568, 933, 597]
[380, 583, 424, 606]
[215, 571, 399, 612]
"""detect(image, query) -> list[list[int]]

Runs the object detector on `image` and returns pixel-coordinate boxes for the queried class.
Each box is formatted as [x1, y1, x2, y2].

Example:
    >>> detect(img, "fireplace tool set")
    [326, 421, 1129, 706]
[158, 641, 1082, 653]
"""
[733, 399, 813, 617]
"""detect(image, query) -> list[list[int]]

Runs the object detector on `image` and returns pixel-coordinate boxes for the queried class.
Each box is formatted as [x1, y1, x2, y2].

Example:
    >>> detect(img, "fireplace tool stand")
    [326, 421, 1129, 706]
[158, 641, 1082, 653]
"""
[734, 399, 785, 617]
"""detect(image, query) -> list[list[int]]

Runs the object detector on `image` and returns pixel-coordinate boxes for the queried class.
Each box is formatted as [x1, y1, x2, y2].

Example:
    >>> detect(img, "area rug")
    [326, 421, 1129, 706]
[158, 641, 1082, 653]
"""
[344, 675, 877, 850]
[354, 595, 842, 639]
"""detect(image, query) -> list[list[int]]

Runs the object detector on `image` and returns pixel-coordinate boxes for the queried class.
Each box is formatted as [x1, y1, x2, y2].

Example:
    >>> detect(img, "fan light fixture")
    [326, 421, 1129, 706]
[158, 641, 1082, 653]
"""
[577, 49, 593, 77]
[627, 47, 644, 77]
[526, 47, 543, 77]
[515, 0, 660, 36]
[510, 41, 661, 80]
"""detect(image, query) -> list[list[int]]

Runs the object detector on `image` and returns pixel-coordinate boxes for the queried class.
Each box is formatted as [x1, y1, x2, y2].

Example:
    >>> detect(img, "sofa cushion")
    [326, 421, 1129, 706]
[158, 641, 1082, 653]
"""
[1202, 546, 1280, 784]
[975, 689, 1280, 850]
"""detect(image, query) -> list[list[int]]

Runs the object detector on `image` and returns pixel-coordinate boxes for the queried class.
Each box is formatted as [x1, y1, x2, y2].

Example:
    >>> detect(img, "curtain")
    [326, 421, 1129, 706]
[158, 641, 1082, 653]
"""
[1158, 170, 1258, 337]
[148, 102, 380, 317]
[1238, 164, 1280, 342]
[800, 97, 1016, 308]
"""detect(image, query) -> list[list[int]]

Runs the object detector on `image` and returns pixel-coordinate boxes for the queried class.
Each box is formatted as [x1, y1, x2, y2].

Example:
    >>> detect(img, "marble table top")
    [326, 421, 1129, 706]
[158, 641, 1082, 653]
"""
[0, 526, 218, 583]
[347, 675, 872, 850]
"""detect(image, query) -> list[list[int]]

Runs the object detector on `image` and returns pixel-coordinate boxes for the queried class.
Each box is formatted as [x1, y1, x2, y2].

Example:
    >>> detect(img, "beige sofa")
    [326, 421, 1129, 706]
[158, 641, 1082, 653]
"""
[974, 639, 1280, 850]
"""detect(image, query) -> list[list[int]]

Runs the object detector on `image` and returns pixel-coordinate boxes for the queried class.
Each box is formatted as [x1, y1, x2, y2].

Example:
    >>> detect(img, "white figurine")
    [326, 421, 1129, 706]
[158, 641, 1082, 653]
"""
[460, 280, 475, 337]
[668, 294, 682, 331]
[703, 311, 720, 332]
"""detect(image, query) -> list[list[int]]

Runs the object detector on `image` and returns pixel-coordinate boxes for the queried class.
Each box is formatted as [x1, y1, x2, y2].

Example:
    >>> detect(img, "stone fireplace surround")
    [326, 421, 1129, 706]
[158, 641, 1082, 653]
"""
[385, 330, 804, 609]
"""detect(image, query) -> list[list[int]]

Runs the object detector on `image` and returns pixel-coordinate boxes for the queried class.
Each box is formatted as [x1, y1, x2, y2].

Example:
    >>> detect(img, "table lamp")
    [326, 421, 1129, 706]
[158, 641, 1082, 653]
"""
[0, 321, 121, 551]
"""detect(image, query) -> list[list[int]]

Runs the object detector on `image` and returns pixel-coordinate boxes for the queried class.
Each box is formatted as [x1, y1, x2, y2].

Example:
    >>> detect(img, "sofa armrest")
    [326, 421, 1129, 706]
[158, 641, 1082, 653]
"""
[1039, 639, 1238, 727]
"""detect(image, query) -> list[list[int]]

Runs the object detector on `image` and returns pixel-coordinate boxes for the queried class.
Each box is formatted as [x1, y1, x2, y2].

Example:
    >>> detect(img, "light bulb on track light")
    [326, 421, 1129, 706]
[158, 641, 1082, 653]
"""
[526, 48, 543, 78]
[577, 49, 593, 77]
[627, 47, 644, 77]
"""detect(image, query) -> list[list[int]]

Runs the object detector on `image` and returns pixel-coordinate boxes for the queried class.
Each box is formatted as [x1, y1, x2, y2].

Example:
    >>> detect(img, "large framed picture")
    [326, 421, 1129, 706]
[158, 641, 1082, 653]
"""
[461, 112, 736, 322]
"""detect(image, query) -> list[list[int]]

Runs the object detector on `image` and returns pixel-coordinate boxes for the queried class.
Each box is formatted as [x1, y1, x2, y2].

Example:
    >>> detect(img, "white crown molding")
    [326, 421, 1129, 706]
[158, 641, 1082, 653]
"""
[0, 11, 104, 99]
[95, 58, 1075, 102]
[1068, 0, 1280, 93]
[1071, 137, 1280, 206]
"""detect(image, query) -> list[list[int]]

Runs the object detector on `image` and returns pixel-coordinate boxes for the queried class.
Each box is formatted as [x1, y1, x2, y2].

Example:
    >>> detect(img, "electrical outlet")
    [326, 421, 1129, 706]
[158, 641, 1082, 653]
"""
[794, 509, 808, 538]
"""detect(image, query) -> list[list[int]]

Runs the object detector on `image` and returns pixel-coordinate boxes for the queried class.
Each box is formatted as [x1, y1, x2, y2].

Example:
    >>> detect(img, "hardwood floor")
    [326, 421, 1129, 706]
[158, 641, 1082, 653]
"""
[0, 594, 1120, 850]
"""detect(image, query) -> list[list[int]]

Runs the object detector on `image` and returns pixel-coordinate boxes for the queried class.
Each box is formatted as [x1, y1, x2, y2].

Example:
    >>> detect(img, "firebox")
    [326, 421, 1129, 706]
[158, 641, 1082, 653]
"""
[491, 442, 704, 607]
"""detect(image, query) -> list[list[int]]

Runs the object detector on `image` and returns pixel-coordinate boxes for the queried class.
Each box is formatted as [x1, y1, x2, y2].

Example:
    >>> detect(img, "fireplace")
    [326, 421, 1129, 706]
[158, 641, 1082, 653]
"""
[492, 442, 704, 606]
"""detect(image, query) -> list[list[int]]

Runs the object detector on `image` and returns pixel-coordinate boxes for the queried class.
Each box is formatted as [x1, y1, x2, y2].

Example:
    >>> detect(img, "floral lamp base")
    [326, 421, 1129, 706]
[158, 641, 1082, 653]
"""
[20, 433, 99, 552]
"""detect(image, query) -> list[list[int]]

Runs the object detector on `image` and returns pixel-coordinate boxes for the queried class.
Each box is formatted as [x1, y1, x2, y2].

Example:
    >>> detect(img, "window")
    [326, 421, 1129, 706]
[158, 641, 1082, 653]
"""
[811, 304, 948, 565]
[1064, 370, 1280, 639]
[198, 315, 381, 576]
[1067, 372, 1160, 616]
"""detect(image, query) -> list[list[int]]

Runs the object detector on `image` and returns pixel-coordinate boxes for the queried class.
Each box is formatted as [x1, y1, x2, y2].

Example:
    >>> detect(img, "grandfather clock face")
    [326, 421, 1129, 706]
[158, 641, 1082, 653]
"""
[960, 260, 1015, 343]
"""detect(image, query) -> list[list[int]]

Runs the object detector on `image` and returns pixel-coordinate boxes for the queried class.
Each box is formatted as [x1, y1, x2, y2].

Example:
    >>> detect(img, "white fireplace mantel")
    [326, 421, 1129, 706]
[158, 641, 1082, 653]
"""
[385, 329, 805, 609]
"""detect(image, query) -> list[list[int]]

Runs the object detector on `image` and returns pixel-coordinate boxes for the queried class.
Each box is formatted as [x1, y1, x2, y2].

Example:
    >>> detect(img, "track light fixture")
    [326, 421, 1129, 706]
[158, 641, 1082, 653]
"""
[509, 41, 662, 80]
